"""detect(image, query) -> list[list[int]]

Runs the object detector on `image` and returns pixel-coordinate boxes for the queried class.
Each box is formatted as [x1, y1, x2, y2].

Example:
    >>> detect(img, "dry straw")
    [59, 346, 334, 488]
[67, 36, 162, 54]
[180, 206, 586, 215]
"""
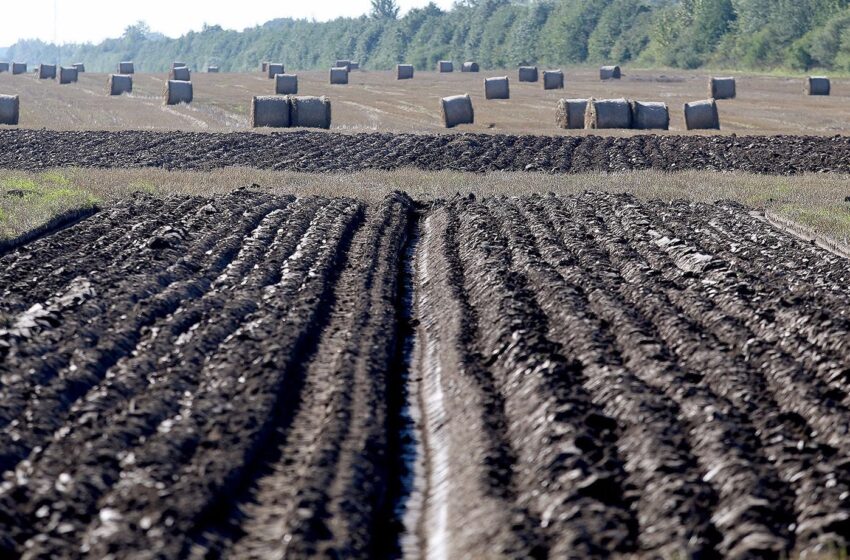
[164, 80, 193, 105]
[290, 96, 332, 129]
[275, 73, 298, 95]
[518, 66, 538, 82]
[555, 98, 588, 129]
[709, 77, 736, 99]
[684, 98, 720, 129]
[600, 65, 621, 80]
[251, 95, 290, 128]
[108, 74, 133, 95]
[585, 98, 632, 129]
[0, 95, 19, 125]
[484, 76, 510, 100]
[441, 94, 474, 128]
[397, 64, 414, 80]
[630, 101, 669, 130]
[543, 70, 564, 90]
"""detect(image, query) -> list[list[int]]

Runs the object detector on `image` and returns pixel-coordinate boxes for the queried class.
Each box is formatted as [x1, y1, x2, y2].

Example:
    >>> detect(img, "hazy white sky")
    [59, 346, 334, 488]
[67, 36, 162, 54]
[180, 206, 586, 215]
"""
[0, 0, 455, 46]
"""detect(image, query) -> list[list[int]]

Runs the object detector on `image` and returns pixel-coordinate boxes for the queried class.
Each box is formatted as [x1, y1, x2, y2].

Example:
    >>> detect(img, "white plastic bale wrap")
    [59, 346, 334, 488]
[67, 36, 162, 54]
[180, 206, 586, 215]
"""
[555, 99, 588, 129]
[38, 64, 56, 79]
[438, 60, 453, 73]
[630, 101, 669, 130]
[58, 66, 78, 84]
[12, 63, 26, 75]
[600, 65, 621, 80]
[330, 67, 349, 85]
[165, 80, 193, 105]
[0, 63, 9, 73]
[397, 64, 414, 80]
[73, 63, 85, 72]
[543, 70, 564, 90]
[462, 61, 479, 72]
[484, 76, 510, 100]
[251, 95, 291, 128]
[109, 74, 133, 95]
[518, 66, 538, 82]
[0, 95, 19, 125]
[683, 98, 720, 130]
[289, 95, 332, 129]
[807, 76, 830, 95]
[170, 66, 191, 81]
[119, 61, 134, 74]
[267, 63, 284, 79]
[709, 77, 736, 99]
[585, 98, 632, 129]
[440, 94, 474, 128]
[275, 73, 298, 95]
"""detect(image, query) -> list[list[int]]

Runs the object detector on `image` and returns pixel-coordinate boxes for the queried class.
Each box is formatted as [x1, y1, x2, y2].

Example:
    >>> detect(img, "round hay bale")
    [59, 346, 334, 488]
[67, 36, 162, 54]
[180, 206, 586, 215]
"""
[349, 61, 360, 70]
[208, 66, 219, 73]
[290, 96, 332, 129]
[108, 74, 133, 95]
[438, 60, 454, 73]
[484, 76, 510, 100]
[164, 80, 193, 105]
[38, 64, 56, 80]
[119, 61, 134, 74]
[397, 64, 414, 80]
[807, 76, 831, 96]
[709, 77, 736, 99]
[267, 63, 284, 79]
[261, 62, 269, 73]
[585, 98, 632, 129]
[600, 65, 621, 80]
[172, 62, 187, 70]
[12, 63, 27, 75]
[518, 66, 538, 82]
[630, 100, 669, 130]
[73, 63, 85, 72]
[251, 95, 291, 128]
[0, 63, 8, 73]
[330, 67, 349, 85]
[335, 59, 351, 71]
[58, 66, 78, 84]
[683, 98, 720, 130]
[170, 66, 191, 81]
[440, 94, 474, 128]
[0, 94, 20, 125]
[543, 70, 564, 90]
[462, 61, 479, 72]
[555, 98, 588, 129]
[275, 73, 298, 95]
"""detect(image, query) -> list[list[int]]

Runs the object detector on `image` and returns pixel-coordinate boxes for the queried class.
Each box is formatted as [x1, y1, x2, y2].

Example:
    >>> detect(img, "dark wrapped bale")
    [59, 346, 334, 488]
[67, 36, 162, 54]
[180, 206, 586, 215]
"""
[543, 70, 564, 90]
[438, 60, 453, 73]
[108, 74, 133, 95]
[38, 64, 56, 80]
[462, 61, 479, 72]
[484, 76, 510, 100]
[585, 98, 632, 129]
[289, 95, 332, 129]
[555, 98, 588, 129]
[630, 100, 669, 130]
[275, 73, 298, 95]
[170, 66, 191, 81]
[335, 59, 351, 70]
[164, 80, 193, 105]
[12, 63, 27, 75]
[261, 62, 269, 73]
[208, 66, 219, 73]
[518, 66, 538, 82]
[172, 62, 186, 69]
[440, 94, 474, 128]
[0, 63, 8, 73]
[397, 64, 414, 80]
[267, 63, 284, 79]
[58, 66, 78, 84]
[600, 65, 621, 80]
[709, 77, 736, 99]
[806, 76, 830, 96]
[349, 61, 360, 70]
[683, 98, 720, 130]
[119, 61, 134, 74]
[330, 67, 349, 85]
[73, 63, 85, 72]
[0, 95, 19, 125]
[251, 95, 290, 128]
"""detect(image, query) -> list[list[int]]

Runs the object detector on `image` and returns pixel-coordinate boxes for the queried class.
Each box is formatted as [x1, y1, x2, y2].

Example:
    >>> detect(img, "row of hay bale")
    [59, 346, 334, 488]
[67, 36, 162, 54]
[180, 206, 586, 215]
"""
[554, 98, 720, 130]
[165, 61, 193, 105]
[251, 95, 331, 129]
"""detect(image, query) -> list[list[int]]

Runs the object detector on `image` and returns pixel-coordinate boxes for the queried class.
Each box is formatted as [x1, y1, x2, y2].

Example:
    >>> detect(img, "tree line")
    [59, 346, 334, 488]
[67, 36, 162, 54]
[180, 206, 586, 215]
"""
[6, 0, 850, 74]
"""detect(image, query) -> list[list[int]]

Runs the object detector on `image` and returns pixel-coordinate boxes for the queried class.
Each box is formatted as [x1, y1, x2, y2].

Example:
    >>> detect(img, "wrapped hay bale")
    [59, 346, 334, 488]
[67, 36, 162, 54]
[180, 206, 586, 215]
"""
[600, 65, 621, 80]
[462, 61, 479, 72]
[12, 63, 27, 75]
[438, 60, 454, 73]
[330, 67, 349, 85]
[275, 73, 298, 95]
[73, 63, 85, 72]
[335, 59, 351, 70]
[170, 66, 191, 81]
[555, 98, 588, 129]
[440, 94, 474, 128]
[172, 62, 187, 70]
[108, 74, 133, 95]
[119, 61, 134, 74]
[585, 98, 632, 129]
[484, 76, 510, 100]
[0, 94, 19, 125]
[38, 64, 56, 80]
[261, 62, 269, 73]
[397, 64, 414, 80]
[164, 80, 193, 105]
[684, 98, 720, 130]
[543, 70, 564, 90]
[349, 61, 360, 70]
[806, 76, 830, 96]
[290, 95, 332, 129]
[267, 63, 284, 79]
[58, 66, 78, 84]
[208, 66, 219, 73]
[0, 63, 8, 73]
[630, 100, 669, 130]
[709, 77, 736, 99]
[251, 95, 290, 128]
[518, 66, 538, 82]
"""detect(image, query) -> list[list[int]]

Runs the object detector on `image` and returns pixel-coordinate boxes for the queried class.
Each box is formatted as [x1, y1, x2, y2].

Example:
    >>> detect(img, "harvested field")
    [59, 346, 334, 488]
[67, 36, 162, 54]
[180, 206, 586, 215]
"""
[1, 189, 850, 558]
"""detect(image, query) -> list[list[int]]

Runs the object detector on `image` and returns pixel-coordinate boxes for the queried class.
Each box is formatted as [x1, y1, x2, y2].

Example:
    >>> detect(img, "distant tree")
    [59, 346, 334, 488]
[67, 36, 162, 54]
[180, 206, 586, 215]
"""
[371, 0, 400, 19]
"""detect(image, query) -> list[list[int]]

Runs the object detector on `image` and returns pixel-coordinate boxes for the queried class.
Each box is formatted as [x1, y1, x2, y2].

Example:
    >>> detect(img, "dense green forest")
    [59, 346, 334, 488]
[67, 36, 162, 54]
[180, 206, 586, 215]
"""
[6, 0, 850, 73]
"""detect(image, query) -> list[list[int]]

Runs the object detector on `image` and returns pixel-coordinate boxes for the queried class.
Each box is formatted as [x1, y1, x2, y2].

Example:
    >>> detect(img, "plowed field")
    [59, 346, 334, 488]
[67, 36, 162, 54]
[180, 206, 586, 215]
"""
[2, 189, 850, 558]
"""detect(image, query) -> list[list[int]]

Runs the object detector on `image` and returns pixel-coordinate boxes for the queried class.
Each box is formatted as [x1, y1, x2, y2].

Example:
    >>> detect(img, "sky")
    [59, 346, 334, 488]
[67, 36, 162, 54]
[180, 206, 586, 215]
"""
[0, 0, 455, 47]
